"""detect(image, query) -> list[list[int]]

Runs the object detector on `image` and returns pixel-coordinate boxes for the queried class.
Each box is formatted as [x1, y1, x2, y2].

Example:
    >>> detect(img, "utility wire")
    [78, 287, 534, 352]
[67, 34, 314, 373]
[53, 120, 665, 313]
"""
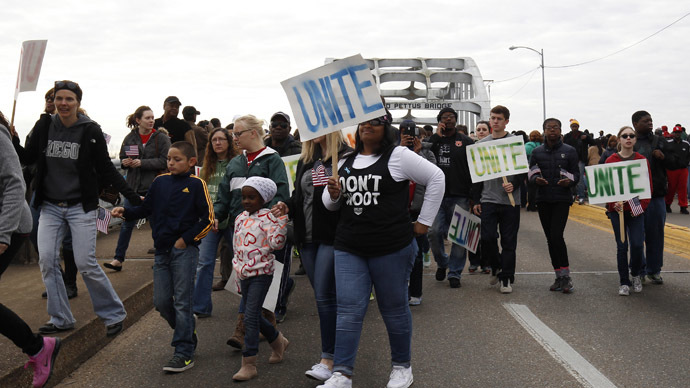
[504, 67, 540, 100]
[492, 66, 541, 83]
[546, 11, 690, 68]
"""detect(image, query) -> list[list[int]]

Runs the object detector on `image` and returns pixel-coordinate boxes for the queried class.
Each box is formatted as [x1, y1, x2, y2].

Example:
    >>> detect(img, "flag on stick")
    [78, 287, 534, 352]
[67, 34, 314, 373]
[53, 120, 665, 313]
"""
[311, 160, 332, 187]
[125, 145, 139, 157]
[97, 207, 111, 234]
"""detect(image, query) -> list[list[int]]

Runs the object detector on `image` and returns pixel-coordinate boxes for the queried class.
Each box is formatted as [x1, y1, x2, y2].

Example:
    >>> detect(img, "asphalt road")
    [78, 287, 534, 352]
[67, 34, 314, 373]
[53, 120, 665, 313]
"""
[55, 207, 690, 388]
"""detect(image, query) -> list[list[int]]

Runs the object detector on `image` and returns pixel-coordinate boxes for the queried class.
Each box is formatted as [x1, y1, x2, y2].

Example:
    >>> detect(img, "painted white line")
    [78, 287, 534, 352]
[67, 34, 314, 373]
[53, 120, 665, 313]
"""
[504, 303, 618, 388]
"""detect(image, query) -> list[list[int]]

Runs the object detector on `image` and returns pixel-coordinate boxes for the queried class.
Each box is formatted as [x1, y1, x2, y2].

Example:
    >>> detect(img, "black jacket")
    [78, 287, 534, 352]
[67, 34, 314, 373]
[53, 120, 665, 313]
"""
[563, 130, 596, 163]
[663, 138, 690, 170]
[634, 132, 667, 198]
[286, 143, 352, 247]
[427, 131, 474, 198]
[264, 135, 302, 157]
[14, 113, 141, 212]
[529, 140, 579, 204]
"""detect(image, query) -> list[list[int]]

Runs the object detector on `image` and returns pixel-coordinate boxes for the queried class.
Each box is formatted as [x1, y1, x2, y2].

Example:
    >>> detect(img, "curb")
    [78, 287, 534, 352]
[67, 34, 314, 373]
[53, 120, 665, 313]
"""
[0, 280, 154, 388]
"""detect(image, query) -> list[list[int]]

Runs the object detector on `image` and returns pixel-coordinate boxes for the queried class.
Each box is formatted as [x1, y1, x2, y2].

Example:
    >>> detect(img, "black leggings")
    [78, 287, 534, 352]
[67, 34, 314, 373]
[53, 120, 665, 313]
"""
[537, 202, 571, 270]
[0, 233, 43, 356]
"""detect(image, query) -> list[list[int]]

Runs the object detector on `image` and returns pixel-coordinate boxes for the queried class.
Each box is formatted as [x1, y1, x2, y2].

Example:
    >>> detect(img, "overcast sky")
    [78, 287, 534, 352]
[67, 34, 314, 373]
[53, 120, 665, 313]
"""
[2, 0, 689, 152]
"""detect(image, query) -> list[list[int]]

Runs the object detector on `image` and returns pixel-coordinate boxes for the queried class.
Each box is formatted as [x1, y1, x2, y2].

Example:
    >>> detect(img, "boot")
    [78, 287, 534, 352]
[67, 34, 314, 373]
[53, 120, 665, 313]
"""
[268, 333, 289, 364]
[232, 356, 258, 381]
[259, 309, 278, 341]
[227, 314, 245, 349]
[681, 207, 689, 215]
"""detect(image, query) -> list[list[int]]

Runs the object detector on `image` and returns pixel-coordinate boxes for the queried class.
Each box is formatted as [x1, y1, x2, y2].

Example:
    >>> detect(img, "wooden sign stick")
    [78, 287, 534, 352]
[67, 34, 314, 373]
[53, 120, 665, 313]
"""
[618, 201, 625, 243]
[502, 176, 516, 207]
[331, 132, 339, 181]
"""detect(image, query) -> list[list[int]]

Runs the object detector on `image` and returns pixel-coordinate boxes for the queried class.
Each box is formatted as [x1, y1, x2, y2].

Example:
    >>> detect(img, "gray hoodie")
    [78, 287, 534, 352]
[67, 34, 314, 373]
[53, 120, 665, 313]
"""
[0, 125, 32, 245]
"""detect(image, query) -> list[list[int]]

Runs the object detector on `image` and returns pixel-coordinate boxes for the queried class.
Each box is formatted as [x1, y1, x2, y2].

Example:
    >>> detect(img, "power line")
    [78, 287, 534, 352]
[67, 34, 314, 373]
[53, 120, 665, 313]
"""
[546, 11, 690, 68]
[504, 67, 540, 100]
[493, 66, 541, 83]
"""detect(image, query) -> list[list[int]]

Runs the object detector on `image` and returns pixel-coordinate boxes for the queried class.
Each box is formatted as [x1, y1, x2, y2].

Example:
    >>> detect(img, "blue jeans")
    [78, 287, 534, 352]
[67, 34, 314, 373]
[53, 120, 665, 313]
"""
[114, 197, 140, 262]
[38, 203, 126, 328]
[237, 241, 293, 315]
[430, 197, 469, 279]
[193, 227, 233, 315]
[608, 212, 644, 286]
[333, 242, 415, 376]
[240, 275, 279, 357]
[576, 161, 587, 199]
[643, 197, 665, 275]
[153, 246, 198, 358]
[301, 243, 337, 360]
[480, 202, 520, 281]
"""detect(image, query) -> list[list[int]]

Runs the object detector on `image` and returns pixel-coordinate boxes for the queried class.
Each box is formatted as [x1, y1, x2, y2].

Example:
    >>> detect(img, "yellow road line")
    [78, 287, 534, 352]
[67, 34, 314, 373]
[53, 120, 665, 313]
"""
[568, 204, 690, 260]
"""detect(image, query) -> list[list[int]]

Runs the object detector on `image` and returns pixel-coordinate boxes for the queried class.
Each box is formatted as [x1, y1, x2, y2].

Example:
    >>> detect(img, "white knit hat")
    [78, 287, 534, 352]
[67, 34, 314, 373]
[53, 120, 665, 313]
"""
[242, 177, 277, 203]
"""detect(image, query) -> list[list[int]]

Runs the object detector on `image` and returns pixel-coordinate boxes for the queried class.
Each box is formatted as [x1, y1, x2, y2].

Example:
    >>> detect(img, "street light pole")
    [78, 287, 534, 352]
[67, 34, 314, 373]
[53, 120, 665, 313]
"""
[509, 45, 546, 121]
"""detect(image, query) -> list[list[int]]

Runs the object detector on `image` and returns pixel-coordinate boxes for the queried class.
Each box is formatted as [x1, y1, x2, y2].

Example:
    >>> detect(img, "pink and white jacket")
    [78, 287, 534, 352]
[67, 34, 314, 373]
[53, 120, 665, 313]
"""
[233, 208, 288, 280]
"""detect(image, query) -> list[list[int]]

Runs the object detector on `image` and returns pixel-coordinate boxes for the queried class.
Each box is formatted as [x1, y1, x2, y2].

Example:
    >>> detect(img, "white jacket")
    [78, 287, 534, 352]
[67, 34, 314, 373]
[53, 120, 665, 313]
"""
[232, 208, 288, 280]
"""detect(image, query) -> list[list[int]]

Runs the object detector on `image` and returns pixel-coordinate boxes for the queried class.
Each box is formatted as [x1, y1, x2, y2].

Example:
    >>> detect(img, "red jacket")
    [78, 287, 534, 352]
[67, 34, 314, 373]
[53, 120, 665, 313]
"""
[604, 152, 652, 213]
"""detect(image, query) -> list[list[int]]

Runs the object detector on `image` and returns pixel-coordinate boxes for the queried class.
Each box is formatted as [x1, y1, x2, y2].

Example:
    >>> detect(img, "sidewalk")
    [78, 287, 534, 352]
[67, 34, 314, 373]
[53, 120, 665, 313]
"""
[0, 224, 157, 387]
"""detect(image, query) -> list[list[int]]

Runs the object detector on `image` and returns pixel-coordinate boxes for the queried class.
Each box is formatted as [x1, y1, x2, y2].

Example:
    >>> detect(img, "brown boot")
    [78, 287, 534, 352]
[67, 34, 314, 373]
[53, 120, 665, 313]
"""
[232, 356, 258, 381]
[259, 309, 278, 341]
[227, 314, 245, 349]
[268, 333, 289, 364]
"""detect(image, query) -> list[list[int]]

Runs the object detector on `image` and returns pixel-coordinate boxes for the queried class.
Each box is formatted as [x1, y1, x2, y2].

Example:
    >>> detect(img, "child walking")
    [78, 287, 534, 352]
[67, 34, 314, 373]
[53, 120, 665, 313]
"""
[112, 141, 214, 373]
[232, 176, 289, 381]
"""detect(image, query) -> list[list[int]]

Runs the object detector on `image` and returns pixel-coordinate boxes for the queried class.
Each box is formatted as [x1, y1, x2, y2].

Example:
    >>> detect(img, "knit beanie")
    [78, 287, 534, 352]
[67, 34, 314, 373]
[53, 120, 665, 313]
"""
[242, 177, 277, 203]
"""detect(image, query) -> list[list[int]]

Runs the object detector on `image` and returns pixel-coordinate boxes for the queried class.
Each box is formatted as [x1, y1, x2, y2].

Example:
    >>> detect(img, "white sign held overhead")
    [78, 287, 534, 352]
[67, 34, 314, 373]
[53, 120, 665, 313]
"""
[281, 54, 386, 142]
[15, 40, 48, 99]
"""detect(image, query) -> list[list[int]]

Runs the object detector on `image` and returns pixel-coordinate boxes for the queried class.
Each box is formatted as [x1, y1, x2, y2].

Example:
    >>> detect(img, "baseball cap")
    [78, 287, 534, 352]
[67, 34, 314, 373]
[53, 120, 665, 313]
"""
[182, 106, 200, 116]
[271, 111, 290, 122]
[164, 96, 181, 105]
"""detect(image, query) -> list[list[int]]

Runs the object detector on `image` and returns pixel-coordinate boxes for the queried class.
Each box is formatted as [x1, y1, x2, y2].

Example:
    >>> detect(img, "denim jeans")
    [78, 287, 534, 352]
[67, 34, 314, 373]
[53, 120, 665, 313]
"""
[300, 243, 337, 360]
[114, 197, 139, 262]
[608, 211, 644, 286]
[237, 241, 293, 315]
[38, 202, 126, 328]
[430, 196, 469, 279]
[30, 192, 76, 286]
[193, 227, 233, 315]
[576, 161, 587, 199]
[240, 274, 279, 357]
[333, 242, 415, 376]
[153, 246, 198, 358]
[408, 237, 423, 298]
[480, 202, 520, 282]
[643, 197, 665, 275]
[537, 202, 571, 270]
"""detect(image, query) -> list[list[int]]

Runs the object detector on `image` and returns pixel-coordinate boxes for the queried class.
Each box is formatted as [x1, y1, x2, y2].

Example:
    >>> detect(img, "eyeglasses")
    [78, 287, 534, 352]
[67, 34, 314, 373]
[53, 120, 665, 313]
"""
[620, 134, 636, 139]
[359, 116, 390, 127]
[271, 121, 289, 129]
[232, 129, 252, 138]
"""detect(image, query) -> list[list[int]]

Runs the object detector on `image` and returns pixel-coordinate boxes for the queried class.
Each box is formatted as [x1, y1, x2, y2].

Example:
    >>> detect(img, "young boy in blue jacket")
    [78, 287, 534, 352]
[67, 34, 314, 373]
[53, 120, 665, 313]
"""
[112, 141, 214, 373]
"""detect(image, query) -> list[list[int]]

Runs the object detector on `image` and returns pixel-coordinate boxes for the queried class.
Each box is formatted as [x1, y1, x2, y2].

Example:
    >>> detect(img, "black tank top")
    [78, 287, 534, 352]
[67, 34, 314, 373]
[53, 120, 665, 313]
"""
[334, 147, 412, 257]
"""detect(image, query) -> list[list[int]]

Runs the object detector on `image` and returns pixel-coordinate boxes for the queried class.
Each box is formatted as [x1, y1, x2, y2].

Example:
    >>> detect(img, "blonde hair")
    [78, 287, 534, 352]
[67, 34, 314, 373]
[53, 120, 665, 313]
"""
[300, 131, 345, 164]
[616, 126, 634, 151]
[234, 114, 266, 138]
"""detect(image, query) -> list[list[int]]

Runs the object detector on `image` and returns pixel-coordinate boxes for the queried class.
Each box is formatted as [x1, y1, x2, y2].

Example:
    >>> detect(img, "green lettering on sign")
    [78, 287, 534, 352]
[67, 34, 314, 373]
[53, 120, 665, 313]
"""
[627, 162, 644, 193]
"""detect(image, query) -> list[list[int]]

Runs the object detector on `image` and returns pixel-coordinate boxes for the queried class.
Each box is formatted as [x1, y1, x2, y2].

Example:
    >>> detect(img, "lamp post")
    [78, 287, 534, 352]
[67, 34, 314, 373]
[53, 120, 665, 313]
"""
[509, 46, 545, 121]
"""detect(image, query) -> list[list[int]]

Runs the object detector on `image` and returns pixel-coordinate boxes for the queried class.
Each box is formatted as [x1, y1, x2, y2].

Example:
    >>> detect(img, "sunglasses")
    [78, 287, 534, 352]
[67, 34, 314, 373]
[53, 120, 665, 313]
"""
[271, 121, 289, 129]
[620, 134, 636, 139]
[360, 116, 390, 127]
[55, 81, 79, 91]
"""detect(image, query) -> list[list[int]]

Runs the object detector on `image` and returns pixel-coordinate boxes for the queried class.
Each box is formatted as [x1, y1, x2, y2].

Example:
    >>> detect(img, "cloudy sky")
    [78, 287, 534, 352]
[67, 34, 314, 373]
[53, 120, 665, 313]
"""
[2, 0, 689, 152]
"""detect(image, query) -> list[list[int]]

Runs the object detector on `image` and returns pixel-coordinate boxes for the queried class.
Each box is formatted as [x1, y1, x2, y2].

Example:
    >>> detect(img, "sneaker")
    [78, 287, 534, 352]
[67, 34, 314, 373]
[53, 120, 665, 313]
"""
[549, 277, 563, 292]
[305, 362, 333, 381]
[647, 273, 664, 285]
[316, 372, 352, 388]
[409, 296, 422, 306]
[163, 355, 194, 373]
[435, 267, 446, 281]
[561, 276, 574, 294]
[500, 279, 512, 294]
[422, 252, 431, 268]
[481, 267, 491, 274]
[681, 207, 689, 215]
[24, 337, 61, 388]
[65, 284, 78, 299]
[578, 198, 585, 205]
[449, 278, 461, 288]
[489, 271, 500, 285]
[468, 265, 478, 274]
[618, 285, 630, 296]
[387, 365, 413, 388]
[632, 276, 643, 293]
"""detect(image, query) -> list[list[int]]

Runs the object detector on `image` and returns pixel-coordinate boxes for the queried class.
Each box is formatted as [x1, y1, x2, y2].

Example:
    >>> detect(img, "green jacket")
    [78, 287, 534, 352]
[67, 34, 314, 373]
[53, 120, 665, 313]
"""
[214, 147, 289, 225]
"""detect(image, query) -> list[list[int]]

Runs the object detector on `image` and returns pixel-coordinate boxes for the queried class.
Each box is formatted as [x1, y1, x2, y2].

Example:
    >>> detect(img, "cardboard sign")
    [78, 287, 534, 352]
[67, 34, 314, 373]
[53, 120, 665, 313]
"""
[585, 160, 651, 204]
[281, 154, 301, 194]
[225, 261, 283, 312]
[447, 205, 481, 253]
[281, 54, 386, 142]
[15, 40, 48, 99]
[466, 136, 529, 183]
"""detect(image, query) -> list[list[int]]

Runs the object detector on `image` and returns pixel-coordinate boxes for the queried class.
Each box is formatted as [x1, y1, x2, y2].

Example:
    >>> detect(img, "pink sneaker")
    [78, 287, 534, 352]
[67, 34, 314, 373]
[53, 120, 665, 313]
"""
[24, 336, 61, 388]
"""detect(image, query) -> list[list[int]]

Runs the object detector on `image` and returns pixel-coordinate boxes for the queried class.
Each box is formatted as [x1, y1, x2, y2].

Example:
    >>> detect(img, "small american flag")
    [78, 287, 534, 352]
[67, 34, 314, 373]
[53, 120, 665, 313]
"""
[97, 207, 111, 234]
[628, 196, 644, 217]
[125, 145, 139, 157]
[528, 166, 542, 179]
[560, 168, 574, 181]
[311, 160, 332, 187]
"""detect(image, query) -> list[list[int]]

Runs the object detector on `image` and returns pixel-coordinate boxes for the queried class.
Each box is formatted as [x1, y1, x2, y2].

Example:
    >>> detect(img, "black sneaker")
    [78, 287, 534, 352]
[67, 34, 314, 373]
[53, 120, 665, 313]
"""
[435, 267, 447, 281]
[66, 284, 78, 299]
[549, 277, 563, 292]
[449, 278, 461, 288]
[163, 355, 194, 373]
[681, 207, 689, 215]
[561, 276, 574, 294]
